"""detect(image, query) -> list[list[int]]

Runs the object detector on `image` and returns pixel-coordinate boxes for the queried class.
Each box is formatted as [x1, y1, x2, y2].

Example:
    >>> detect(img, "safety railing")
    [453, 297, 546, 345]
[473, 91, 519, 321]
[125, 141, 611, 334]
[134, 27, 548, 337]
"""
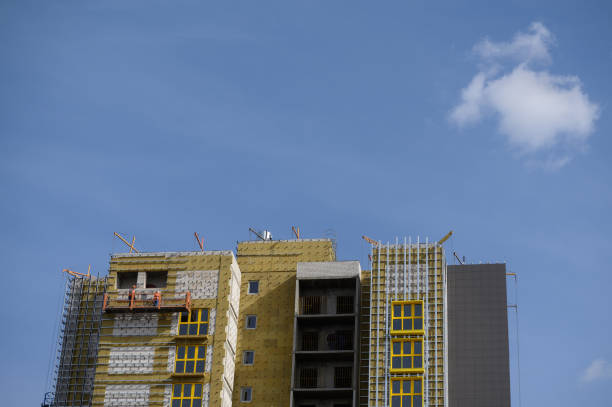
[102, 290, 191, 313]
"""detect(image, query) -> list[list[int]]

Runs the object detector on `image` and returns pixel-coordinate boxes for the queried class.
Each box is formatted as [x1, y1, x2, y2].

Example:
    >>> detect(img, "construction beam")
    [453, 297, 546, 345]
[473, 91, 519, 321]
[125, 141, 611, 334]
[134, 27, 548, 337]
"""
[114, 232, 139, 253]
[438, 230, 453, 245]
[194, 232, 204, 252]
[362, 235, 379, 246]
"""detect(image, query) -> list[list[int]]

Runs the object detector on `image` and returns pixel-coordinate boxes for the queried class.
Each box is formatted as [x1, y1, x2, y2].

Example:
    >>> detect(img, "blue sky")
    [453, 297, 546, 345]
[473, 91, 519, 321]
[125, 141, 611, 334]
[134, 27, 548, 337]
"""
[1, 1, 611, 405]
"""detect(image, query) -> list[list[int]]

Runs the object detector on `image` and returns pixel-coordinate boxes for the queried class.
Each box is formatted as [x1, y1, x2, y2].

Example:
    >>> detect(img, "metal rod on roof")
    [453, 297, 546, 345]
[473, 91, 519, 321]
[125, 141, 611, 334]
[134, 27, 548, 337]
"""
[113, 232, 139, 253]
[194, 232, 204, 252]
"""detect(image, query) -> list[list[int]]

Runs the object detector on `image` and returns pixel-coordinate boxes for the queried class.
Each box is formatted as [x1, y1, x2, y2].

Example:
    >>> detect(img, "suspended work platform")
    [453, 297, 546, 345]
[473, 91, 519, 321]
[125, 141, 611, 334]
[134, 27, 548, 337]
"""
[102, 290, 191, 313]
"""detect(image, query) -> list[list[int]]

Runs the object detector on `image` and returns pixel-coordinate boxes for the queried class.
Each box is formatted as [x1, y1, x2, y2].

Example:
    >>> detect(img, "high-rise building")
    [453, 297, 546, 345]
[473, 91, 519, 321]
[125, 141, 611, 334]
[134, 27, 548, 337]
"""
[42, 235, 511, 407]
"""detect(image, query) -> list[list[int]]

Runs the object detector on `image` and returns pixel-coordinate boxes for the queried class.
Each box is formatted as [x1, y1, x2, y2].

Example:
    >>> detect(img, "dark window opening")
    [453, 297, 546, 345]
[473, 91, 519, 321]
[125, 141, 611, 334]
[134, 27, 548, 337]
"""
[146, 271, 167, 288]
[246, 315, 257, 329]
[240, 387, 252, 402]
[117, 272, 137, 289]
[299, 368, 318, 388]
[302, 332, 319, 351]
[300, 296, 324, 314]
[336, 296, 354, 314]
[248, 281, 259, 294]
[243, 351, 254, 365]
[334, 366, 352, 388]
[326, 331, 353, 350]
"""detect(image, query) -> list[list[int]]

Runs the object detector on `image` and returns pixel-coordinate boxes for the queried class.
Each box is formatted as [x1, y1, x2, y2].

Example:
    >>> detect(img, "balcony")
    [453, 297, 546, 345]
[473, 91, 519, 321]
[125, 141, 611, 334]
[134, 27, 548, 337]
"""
[103, 290, 191, 313]
[299, 295, 355, 316]
[294, 366, 353, 396]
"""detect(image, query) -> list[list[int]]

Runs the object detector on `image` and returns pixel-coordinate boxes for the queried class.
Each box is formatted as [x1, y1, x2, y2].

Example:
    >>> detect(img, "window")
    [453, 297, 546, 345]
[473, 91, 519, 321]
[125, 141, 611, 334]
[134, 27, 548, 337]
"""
[117, 272, 137, 289]
[391, 339, 424, 372]
[172, 383, 203, 407]
[240, 387, 252, 402]
[336, 295, 354, 314]
[391, 301, 424, 334]
[175, 345, 206, 374]
[246, 315, 257, 329]
[300, 296, 323, 314]
[178, 309, 209, 336]
[302, 332, 318, 351]
[334, 366, 352, 388]
[299, 367, 318, 388]
[243, 350, 254, 365]
[248, 281, 259, 294]
[145, 271, 167, 288]
[390, 378, 423, 407]
[326, 331, 353, 350]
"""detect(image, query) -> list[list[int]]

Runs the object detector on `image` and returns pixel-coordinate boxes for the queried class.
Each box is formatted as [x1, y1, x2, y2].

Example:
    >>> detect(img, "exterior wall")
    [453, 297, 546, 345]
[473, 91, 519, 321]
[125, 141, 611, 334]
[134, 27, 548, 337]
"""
[233, 239, 336, 406]
[447, 264, 511, 407]
[367, 242, 447, 407]
[91, 251, 240, 407]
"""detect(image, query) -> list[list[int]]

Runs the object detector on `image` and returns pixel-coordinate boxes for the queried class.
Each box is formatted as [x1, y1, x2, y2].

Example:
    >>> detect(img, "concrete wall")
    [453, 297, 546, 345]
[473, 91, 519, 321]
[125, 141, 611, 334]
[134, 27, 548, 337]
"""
[297, 261, 361, 280]
[447, 263, 511, 407]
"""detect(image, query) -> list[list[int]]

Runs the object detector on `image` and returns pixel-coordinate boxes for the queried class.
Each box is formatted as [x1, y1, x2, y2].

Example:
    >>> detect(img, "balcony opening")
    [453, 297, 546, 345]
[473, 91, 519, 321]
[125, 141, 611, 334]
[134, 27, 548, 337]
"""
[117, 272, 137, 289]
[300, 296, 324, 314]
[334, 366, 352, 388]
[336, 296, 354, 314]
[302, 332, 319, 351]
[326, 331, 353, 350]
[146, 271, 167, 288]
[299, 368, 318, 388]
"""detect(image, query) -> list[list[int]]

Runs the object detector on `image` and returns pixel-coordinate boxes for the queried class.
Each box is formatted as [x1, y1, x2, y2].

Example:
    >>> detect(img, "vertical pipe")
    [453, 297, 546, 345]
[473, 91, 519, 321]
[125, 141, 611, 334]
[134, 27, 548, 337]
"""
[434, 240, 438, 406]
[417, 236, 420, 304]
[408, 237, 412, 300]
[403, 237, 407, 301]
[425, 247, 431, 407]
[368, 246, 373, 407]
[443, 249, 449, 407]
[384, 242, 390, 407]
[375, 243, 381, 407]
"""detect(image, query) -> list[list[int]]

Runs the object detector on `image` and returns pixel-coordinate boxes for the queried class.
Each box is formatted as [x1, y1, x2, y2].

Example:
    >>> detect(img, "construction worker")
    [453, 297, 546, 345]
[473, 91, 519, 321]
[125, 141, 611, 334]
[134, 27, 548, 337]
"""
[153, 290, 161, 309]
[129, 285, 136, 307]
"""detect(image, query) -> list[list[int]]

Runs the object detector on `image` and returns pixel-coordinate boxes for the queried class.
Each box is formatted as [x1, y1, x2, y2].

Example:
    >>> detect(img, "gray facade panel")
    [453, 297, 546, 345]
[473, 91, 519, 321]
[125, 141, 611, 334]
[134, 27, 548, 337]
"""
[448, 264, 511, 407]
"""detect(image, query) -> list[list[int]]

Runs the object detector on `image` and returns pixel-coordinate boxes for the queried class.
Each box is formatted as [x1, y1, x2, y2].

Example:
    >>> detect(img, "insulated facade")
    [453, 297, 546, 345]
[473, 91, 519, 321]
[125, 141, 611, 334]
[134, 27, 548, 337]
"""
[364, 240, 448, 407]
[93, 251, 241, 407]
[43, 235, 511, 407]
[232, 239, 336, 406]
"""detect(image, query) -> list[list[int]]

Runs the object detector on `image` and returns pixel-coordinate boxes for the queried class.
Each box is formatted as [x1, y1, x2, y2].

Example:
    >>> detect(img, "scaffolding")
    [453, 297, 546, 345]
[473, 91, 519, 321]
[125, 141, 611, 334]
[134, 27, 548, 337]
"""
[43, 275, 109, 407]
[364, 238, 448, 407]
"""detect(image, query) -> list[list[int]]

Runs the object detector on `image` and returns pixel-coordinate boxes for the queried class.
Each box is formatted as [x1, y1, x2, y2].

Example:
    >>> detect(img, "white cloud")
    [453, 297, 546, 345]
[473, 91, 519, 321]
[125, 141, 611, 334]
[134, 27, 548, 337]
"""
[474, 22, 554, 65]
[450, 22, 599, 168]
[581, 358, 612, 383]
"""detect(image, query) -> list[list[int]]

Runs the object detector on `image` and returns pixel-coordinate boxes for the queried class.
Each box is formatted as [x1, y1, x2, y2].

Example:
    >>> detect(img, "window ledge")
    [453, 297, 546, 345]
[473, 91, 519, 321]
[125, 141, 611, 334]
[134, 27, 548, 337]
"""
[173, 335, 211, 342]
[390, 330, 425, 335]
[390, 368, 425, 374]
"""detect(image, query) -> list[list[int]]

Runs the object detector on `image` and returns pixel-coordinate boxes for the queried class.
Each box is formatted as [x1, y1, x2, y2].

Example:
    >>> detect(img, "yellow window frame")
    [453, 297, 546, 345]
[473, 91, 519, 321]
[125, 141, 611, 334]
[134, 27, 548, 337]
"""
[174, 344, 206, 374]
[171, 383, 203, 407]
[391, 300, 424, 335]
[178, 308, 210, 336]
[390, 377, 423, 407]
[390, 339, 424, 373]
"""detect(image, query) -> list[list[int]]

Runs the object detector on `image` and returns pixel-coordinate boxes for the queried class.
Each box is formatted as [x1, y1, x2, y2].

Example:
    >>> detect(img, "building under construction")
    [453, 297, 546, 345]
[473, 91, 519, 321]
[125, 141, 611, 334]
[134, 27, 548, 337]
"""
[42, 232, 511, 407]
